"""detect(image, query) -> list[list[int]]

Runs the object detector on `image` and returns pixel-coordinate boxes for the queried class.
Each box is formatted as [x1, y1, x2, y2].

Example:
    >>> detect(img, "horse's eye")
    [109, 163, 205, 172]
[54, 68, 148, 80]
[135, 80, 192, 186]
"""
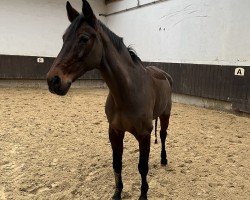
[79, 35, 90, 44]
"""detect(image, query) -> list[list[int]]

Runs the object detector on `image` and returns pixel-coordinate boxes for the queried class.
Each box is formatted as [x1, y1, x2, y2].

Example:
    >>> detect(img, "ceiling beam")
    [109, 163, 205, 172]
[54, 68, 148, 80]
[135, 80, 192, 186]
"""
[105, 0, 122, 4]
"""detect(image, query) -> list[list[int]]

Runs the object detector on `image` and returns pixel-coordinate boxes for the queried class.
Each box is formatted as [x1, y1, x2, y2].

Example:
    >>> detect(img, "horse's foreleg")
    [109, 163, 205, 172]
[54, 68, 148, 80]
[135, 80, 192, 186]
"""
[109, 126, 125, 200]
[138, 133, 151, 200]
[159, 114, 170, 165]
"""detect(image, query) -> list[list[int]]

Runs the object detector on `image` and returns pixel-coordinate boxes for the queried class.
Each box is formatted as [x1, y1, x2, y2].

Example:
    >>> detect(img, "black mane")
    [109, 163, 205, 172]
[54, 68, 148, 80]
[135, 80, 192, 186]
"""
[98, 21, 142, 64]
[127, 46, 142, 63]
[99, 21, 124, 52]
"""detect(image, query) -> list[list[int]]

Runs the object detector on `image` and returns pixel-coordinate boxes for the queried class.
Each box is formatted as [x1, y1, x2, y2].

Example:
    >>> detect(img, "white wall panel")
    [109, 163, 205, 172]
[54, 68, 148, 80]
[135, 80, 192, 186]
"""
[106, 0, 250, 66]
[0, 0, 106, 57]
[1, 0, 249, 66]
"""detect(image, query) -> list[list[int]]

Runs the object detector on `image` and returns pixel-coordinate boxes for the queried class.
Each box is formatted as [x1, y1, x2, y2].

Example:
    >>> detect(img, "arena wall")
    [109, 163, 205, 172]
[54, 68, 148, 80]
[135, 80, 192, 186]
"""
[104, 0, 250, 113]
[0, 0, 249, 112]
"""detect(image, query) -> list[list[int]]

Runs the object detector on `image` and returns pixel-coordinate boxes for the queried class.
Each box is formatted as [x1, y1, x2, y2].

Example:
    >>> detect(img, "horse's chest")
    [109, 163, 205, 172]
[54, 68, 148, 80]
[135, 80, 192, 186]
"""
[109, 112, 135, 132]
[105, 94, 153, 133]
[106, 109, 152, 134]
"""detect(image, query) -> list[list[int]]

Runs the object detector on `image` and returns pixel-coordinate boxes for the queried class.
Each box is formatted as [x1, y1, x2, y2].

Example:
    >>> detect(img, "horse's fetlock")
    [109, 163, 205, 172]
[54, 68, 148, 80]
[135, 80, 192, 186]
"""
[112, 191, 122, 200]
[161, 157, 168, 165]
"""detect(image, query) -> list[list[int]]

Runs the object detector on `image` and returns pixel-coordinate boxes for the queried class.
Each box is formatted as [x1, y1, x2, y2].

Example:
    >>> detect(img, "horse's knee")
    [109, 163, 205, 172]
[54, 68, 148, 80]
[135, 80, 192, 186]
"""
[138, 161, 149, 175]
[113, 154, 122, 173]
[160, 130, 167, 141]
[138, 134, 150, 175]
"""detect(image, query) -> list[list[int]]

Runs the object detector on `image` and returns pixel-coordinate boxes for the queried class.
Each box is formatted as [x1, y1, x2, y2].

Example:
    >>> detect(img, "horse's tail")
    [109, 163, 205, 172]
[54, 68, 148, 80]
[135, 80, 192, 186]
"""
[165, 73, 173, 88]
[155, 118, 158, 144]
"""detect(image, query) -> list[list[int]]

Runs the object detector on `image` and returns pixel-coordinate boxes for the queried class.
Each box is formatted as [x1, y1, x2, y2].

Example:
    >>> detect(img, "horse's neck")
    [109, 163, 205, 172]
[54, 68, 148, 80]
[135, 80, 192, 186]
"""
[99, 44, 137, 105]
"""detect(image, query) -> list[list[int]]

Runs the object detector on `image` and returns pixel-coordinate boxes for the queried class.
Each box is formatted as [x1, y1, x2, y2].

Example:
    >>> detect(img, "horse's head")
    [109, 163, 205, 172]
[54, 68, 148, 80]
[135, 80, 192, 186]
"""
[47, 0, 103, 95]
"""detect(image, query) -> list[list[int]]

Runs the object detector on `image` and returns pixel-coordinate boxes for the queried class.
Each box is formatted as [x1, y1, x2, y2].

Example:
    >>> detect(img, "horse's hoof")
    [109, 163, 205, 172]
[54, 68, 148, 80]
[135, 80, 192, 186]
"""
[138, 196, 147, 200]
[112, 196, 121, 200]
[112, 197, 121, 200]
[161, 158, 168, 166]
[112, 193, 121, 200]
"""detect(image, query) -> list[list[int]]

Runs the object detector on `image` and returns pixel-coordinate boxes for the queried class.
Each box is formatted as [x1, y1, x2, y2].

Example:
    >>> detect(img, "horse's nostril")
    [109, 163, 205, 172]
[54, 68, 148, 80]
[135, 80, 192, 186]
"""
[51, 76, 61, 85]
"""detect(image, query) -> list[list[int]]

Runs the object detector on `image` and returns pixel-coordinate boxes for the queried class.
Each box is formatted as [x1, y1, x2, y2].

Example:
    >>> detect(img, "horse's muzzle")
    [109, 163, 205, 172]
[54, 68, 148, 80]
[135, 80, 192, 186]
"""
[47, 75, 71, 96]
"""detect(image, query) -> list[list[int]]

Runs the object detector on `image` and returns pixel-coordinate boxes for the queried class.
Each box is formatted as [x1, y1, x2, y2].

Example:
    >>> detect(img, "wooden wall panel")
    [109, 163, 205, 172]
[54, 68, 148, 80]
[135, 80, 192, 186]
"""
[144, 62, 249, 113]
[0, 55, 102, 80]
[0, 54, 249, 112]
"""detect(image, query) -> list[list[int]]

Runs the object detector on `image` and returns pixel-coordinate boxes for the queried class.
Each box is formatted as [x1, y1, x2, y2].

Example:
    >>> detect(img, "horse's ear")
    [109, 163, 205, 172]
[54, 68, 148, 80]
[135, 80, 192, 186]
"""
[82, 0, 96, 26]
[66, 1, 79, 23]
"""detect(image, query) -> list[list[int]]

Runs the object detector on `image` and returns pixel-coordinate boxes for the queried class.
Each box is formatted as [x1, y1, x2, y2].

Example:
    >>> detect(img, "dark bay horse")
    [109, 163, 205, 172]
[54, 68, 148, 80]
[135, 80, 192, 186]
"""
[47, 1, 172, 199]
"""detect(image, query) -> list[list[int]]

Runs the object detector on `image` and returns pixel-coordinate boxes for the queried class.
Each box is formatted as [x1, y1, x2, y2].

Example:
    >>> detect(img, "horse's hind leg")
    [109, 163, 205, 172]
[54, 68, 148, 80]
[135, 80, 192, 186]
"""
[109, 126, 125, 200]
[159, 114, 170, 165]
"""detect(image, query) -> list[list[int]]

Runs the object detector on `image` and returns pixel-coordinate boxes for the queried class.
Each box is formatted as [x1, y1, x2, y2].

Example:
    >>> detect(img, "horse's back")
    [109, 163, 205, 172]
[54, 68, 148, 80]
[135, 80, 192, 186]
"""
[146, 66, 173, 87]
